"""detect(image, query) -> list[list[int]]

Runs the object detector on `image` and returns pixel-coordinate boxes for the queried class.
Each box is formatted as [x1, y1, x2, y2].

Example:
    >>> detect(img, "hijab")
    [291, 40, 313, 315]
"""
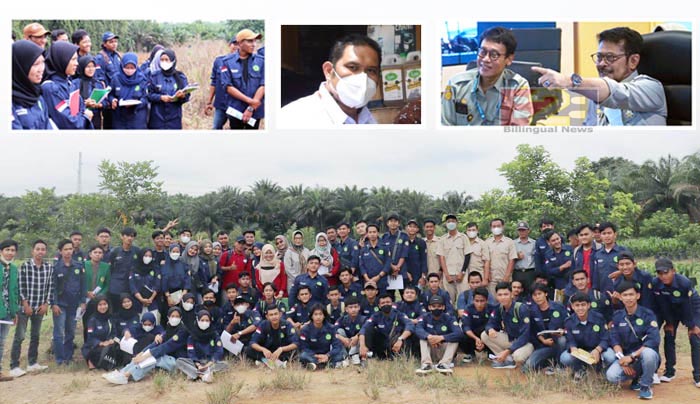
[188, 310, 216, 342]
[92, 295, 111, 323]
[118, 52, 143, 87]
[181, 240, 200, 274]
[45, 41, 78, 79]
[180, 293, 197, 331]
[312, 232, 333, 262]
[76, 55, 96, 99]
[199, 240, 217, 278]
[115, 293, 139, 321]
[257, 244, 281, 286]
[274, 235, 289, 259]
[160, 49, 177, 77]
[290, 230, 308, 274]
[12, 40, 44, 107]
[135, 248, 155, 276]
[163, 307, 184, 341]
[147, 44, 165, 74]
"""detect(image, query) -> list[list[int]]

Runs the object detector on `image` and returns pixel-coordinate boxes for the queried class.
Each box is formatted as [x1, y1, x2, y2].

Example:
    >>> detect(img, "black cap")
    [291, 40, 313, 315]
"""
[235, 236, 245, 243]
[517, 221, 530, 230]
[618, 251, 635, 262]
[428, 295, 445, 305]
[234, 296, 249, 305]
[423, 218, 436, 225]
[386, 212, 400, 221]
[655, 257, 674, 272]
[121, 227, 137, 236]
[407, 218, 419, 226]
[229, 36, 238, 44]
[444, 214, 458, 221]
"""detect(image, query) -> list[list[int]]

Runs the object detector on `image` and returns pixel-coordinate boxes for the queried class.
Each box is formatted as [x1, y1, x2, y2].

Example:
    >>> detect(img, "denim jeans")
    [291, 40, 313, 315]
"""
[122, 355, 176, 382]
[606, 347, 660, 388]
[299, 350, 346, 366]
[213, 108, 227, 129]
[52, 306, 78, 364]
[0, 316, 13, 371]
[560, 347, 616, 372]
[522, 336, 567, 372]
[10, 312, 44, 368]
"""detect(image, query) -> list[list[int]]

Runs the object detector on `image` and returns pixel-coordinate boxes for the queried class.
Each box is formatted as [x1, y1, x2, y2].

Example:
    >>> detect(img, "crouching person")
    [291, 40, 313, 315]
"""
[415, 295, 462, 375]
[334, 296, 366, 365]
[560, 291, 616, 379]
[359, 292, 414, 361]
[245, 304, 298, 368]
[481, 281, 534, 369]
[176, 310, 228, 383]
[299, 303, 346, 370]
[606, 281, 661, 400]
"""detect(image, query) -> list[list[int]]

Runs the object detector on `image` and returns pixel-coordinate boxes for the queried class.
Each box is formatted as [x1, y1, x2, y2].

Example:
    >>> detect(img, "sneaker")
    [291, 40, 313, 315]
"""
[415, 364, 434, 375]
[360, 360, 368, 369]
[26, 364, 48, 373]
[652, 374, 661, 385]
[201, 369, 214, 383]
[492, 359, 516, 369]
[630, 380, 642, 391]
[105, 371, 128, 385]
[694, 379, 700, 388]
[462, 354, 473, 364]
[275, 360, 287, 369]
[340, 359, 350, 368]
[659, 373, 675, 383]
[350, 354, 361, 366]
[306, 362, 317, 371]
[638, 387, 653, 400]
[435, 363, 454, 375]
[544, 366, 556, 376]
[8, 368, 26, 378]
[573, 370, 586, 382]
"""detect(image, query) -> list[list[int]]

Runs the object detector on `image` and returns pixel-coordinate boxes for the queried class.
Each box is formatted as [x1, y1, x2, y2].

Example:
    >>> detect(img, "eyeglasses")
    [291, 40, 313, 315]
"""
[590, 52, 627, 64]
[477, 47, 504, 61]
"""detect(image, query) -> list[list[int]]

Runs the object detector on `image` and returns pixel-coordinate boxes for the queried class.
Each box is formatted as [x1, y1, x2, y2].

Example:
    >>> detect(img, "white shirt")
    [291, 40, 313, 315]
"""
[278, 83, 377, 128]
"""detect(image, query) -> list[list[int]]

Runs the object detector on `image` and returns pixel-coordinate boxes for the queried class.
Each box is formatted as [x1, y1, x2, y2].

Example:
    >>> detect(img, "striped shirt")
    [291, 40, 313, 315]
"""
[18, 259, 54, 310]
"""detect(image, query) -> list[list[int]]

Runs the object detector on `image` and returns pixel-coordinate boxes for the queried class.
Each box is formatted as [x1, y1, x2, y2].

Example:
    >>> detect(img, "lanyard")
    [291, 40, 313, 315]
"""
[472, 76, 502, 125]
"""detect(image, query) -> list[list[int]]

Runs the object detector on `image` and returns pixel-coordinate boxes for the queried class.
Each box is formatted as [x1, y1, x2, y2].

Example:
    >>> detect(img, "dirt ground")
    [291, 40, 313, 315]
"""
[1, 323, 699, 404]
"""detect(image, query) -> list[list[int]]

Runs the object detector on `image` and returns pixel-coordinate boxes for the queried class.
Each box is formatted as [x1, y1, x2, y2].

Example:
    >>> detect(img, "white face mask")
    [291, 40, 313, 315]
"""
[331, 69, 377, 109]
[168, 317, 181, 327]
[180, 236, 191, 244]
[491, 227, 503, 236]
[170, 252, 180, 261]
[182, 302, 194, 311]
[160, 61, 174, 71]
[467, 230, 478, 239]
[142, 325, 154, 332]
[235, 305, 247, 314]
[143, 256, 153, 265]
[198, 320, 210, 330]
[446, 222, 457, 231]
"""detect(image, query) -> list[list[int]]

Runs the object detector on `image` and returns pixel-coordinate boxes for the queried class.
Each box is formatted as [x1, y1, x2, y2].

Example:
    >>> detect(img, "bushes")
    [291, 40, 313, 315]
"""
[623, 237, 696, 260]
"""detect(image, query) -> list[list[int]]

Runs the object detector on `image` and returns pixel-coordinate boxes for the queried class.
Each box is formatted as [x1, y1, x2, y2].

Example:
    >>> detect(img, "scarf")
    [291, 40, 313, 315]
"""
[148, 45, 165, 74]
[76, 55, 96, 99]
[92, 295, 111, 322]
[117, 53, 144, 87]
[160, 49, 177, 77]
[45, 41, 78, 80]
[12, 40, 44, 107]
[115, 293, 138, 321]
[291, 231, 307, 273]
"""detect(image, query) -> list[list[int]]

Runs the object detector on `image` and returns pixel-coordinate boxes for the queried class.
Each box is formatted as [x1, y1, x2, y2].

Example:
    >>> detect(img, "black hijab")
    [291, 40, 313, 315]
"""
[164, 306, 185, 341]
[160, 49, 177, 77]
[92, 295, 112, 322]
[115, 293, 139, 320]
[45, 41, 78, 79]
[77, 55, 96, 99]
[188, 310, 217, 342]
[12, 40, 44, 108]
[135, 248, 156, 276]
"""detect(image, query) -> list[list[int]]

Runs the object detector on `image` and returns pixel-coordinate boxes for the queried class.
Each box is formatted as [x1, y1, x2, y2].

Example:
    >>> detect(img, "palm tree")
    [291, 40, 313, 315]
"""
[634, 155, 681, 216]
[397, 189, 435, 224]
[365, 187, 400, 229]
[189, 193, 221, 237]
[672, 152, 700, 222]
[331, 185, 368, 224]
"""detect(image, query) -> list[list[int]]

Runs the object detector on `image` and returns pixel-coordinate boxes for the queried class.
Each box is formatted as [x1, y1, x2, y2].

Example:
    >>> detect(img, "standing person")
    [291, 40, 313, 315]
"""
[485, 219, 518, 294]
[51, 239, 87, 365]
[109, 53, 149, 129]
[147, 49, 191, 129]
[22, 23, 50, 49]
[534, 219, 555, 274]
[381, 213, 409, 294]
[436, 214, 470, 305]
[513, 221, 537, 291]
[651, 258, 700, 387]
[465, 222, 491, 284]
[10, 240, 53, 377]
[591, 222, 629, 294]
[0, 240, 20, 382]
[284, 231, 309, 292]
[83, 245, 111, 340]
[573, 224, 600, 289]
[12, 40, 54, 130]
[69, 232, 85, 263]
[336, 223, 359, 277]
[176, 311, 227, 383]
[423, 219, 441, 277]
[543, 231, 574, 302]
[71, 29, 91, 58]
[310, 233, 340, 286]
[161, 245, 191, 307]
[405, 219, 427, 288]
[76, 55, 108, 129]
[206, 38, 239, 130]
[255, 245, 287, 298]
[273, 235, 289, 261]
[42, 41, 93, 129]
[564, 269, 612, 322]
[222, 28, 265, 129]
[610, 252, 654, 310]
[299, 304, 346, 370]
[606, 281, 661, 399]
[198, 240, 220, 298]
[355, 221, 368, 248]
[94, 31, 121, 129]
[359, 224, 391, 293]
[107, 228, 139, 310]
[95, 227, 112, 263]
[220, 237, 251, 289]
[129, 249, 160, 318]
[414, 295, 462, 375]
[139, 44, 164, 78]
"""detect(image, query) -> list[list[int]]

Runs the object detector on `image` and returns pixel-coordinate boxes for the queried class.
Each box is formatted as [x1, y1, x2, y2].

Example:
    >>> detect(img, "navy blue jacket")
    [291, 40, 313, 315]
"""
[611, 269, 654, 310]
[544, 246, 574, 290]
[94, 49, 121, 85]
[160, 258, 191, 292]
[250, 320, 298, 351]
[564, 310, 609, 351]
[652, 274, 698, 329]
[405, 237, 428, 283]
[210, 55, 229, 110]
[534, 235, 549, 272]
[486, 302, 532, 351]
[11, 97, 53, 129]
[336, 237, 360, 271]
[287, 301, 312, 325]
[338, 282, 362, 301]
[529, 301, 568, 348]
[109, 74, 149, 129]
[564, 288, 612, 322]
[129, 269, 160, 311]
[591, 244, 629, 292]
[414, 312, 462, 342]
[360, 296, 380, 318]
[187, 334, 224, 363]
[148, 327, 189, 359]
[221, 51, 265, 119]
[114, 312, 140, 337]
[41, 75, 92, 129]
[289, 273, 329, 307]
[108, 246, 139, 296]
[299, 322, 343, 357]
[461, 303, 497, 334]
[147, 70, 190, 129]
[359, 308, 414, 338]
[130, 323, 165, 340]
[51, 259, 86, 308]
[334, 313, 366, 339]
[421, 288, 455, 314]
[395, 299, 426, 321]
[381, 230, 410, 268]
[82, 315, 115, 357]
[359, 242, 391, 290]
[609, 305, 660, 353]
[457, 290, 497, 312]
[227, 309, 261, 339]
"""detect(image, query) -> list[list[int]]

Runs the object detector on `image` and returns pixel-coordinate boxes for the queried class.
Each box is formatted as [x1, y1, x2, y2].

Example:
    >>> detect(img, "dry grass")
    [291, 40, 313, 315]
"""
[63, 376, 91, 393]
[206, 379, 244, 404]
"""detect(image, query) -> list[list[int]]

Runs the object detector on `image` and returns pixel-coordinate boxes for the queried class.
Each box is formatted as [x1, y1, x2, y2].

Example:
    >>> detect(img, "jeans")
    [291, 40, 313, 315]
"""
[52, 306, 78, 364]
[662, 319, 700, 380]
[560, 347, 616, 372]
[0, 316, 12, 371]
[299, 350, 346, 366]
[11, 312, 44, 368]
[176, 358, 228, 380]
[122, 355, 176, 382]
[522, 336, 567, 372]
[213, 108, 227, 129]
[606, 347, 660, 388]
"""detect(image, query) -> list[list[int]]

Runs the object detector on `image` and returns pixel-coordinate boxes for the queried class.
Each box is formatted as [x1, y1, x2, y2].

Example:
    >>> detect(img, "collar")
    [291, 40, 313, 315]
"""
[620, 70, 639, 84]
[317, 83, 374, 125]
[473, 70, 506, 96]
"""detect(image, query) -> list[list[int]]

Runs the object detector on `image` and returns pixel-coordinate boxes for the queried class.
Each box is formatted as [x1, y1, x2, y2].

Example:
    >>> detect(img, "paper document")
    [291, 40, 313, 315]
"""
[138, 355, 158, 369]
[226, 106, 257, 127]
[221, 331, 244, 355]
[120, 337, 138, 354]
[318, 266, 330, 276]
[168, 290, 183, 305]
[89, 87, 111, 103]
[536, 329, 565, 336]
[0, 319, 14, 325]
[387, 275, 404, 290]
[182, 84, 199, 94]
[119, 99, 142, 107]
[209, 281, 219, 294]
[571, 347, 598, 365]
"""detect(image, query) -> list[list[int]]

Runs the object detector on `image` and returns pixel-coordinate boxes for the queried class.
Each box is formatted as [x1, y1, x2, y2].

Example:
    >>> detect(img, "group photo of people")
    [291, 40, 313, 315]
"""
[11, 20, 265, 130]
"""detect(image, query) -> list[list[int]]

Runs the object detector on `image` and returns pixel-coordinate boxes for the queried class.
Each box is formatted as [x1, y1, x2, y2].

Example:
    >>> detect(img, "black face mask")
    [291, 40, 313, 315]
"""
[431, 308, 444, 317]
[203, 300, 216, 307]
[380, 304, 392, 314]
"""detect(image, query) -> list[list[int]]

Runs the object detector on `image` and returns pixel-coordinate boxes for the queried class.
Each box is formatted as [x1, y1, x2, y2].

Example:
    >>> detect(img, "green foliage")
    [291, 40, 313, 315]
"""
[639, 208, 689, 238]
[609, 192, 641, 238]
[98, 160, 164, 224]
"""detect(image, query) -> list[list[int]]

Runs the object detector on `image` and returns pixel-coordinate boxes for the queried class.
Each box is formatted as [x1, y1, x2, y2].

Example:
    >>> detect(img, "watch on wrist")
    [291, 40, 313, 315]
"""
[570, 73, 583, 89]
[397, 336, 404, 342]
[246, 106, 255, 112]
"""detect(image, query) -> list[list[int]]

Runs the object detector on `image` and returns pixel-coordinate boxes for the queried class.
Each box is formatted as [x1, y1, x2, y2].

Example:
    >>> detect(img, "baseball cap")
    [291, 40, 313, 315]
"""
[23, 23, 49, 38]
[654, 257, 674, 272]
[364, 281, 378, 290]
[407, 219, 419, 226]
[428, 295, 444, 305]
[102, 31, 119, 42]
[517, 221, 530, 230]
[236, 29, 261, 43]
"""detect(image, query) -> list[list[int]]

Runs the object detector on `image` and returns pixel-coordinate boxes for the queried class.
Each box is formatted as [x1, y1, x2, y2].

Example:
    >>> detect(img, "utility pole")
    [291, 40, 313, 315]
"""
[77, 152, 83, 194]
